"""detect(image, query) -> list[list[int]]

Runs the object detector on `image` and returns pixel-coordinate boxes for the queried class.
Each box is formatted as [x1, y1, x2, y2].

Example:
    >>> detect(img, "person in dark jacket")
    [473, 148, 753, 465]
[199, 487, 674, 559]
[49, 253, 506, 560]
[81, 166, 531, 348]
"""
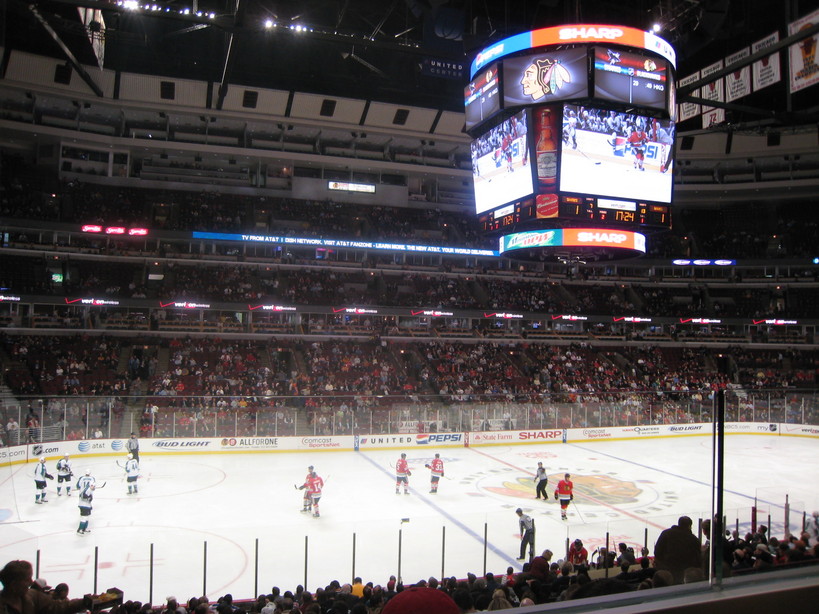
[654, 516, 702, 584]
[0, 560, 92, 614]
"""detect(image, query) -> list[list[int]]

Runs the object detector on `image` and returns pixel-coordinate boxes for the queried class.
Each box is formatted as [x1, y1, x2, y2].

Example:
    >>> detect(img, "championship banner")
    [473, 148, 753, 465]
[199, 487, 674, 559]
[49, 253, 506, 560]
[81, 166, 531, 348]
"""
[725, 47, 751, 102]
[700, 60, 725, 128]
[788, 8, 819, 93]
[678, 72, 701, 121]
[752, 32, 781, 91]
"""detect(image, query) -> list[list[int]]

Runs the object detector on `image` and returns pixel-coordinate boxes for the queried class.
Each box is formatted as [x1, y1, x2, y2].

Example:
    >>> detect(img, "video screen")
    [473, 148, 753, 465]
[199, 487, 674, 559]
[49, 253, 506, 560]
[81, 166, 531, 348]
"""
[471, 109, 535, 215]
[465, 64, 501, 131]
[593, 47, 668, 110]
[558, 104, 674, 203]
[503, 47, 589, 109]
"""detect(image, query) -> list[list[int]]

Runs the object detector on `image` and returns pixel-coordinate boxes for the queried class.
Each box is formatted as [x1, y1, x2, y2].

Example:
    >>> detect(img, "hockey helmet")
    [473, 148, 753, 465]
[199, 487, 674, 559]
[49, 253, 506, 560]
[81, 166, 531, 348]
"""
[85, 469, 91, 476]
[401, 453, 406, 458]
[39, 457, 45, 463]
[127, 453, 133, 460]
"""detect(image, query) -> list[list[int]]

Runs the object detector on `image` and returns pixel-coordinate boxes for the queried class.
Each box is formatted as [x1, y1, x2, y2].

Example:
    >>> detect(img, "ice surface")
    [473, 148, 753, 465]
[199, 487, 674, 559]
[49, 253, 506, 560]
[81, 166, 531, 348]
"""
[1, 435, 815, 603]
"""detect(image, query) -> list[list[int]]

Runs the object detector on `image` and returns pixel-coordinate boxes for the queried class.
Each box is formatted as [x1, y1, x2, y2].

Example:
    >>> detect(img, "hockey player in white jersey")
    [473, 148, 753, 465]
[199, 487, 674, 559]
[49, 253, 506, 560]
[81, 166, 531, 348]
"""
[76, 469, 96, 534]
[124, 453, 140, 494]
[34, 457, 53, 504]
[75, 468, 96, 493]
[56, 454, 73, 496]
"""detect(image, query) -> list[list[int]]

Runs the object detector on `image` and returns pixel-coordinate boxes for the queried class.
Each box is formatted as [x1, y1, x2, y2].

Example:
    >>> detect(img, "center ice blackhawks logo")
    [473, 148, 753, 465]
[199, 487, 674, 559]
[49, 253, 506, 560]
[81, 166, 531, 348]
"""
[485, 473, 641, 506]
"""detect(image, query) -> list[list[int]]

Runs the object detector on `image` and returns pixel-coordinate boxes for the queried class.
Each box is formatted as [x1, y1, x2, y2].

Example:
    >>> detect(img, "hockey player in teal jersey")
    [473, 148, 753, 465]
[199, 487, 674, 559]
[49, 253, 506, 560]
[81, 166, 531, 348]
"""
[76, 469, 96, 534]
[34, 457, 53, 503]
[124, 453, 140, 494]
[56, 454, 73, 496]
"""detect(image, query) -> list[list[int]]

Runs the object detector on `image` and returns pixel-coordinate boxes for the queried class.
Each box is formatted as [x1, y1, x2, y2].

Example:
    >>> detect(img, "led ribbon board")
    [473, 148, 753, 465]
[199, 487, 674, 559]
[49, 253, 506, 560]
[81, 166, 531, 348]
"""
[498, 228, 646, 257]
[471, 24, 676, 78]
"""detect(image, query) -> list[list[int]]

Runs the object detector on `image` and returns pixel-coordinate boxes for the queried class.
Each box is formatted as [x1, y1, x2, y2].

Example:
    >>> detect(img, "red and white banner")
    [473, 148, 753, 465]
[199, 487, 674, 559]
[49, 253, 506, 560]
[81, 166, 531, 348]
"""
[700, 60, 725, 128]
[678, 72, 701, 121]
[725, 47, 752, 102]
[788, 8, 819, 93]
[753, 31, 781, 91]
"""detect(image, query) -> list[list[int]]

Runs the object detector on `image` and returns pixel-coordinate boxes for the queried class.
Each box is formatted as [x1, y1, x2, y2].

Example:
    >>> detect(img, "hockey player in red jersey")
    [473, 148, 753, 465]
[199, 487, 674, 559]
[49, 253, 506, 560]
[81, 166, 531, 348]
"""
[395, 453, 411, 495]
[425, 453, 445, 493]
[627, 124, 648, 171]
[298, 465, 315, 512]
[306, 470, 324, 517]
[554, 473, 574, 520]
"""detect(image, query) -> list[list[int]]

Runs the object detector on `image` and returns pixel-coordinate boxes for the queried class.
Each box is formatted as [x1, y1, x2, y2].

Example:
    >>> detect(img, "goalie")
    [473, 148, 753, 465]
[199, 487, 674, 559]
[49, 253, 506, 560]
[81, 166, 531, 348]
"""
[424, 453, 445, 494]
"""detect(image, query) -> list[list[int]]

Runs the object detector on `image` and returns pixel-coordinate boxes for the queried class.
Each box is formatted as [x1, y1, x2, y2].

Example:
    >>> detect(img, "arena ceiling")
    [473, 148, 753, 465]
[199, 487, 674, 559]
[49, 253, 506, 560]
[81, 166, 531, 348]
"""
[2, 1, 818, 127]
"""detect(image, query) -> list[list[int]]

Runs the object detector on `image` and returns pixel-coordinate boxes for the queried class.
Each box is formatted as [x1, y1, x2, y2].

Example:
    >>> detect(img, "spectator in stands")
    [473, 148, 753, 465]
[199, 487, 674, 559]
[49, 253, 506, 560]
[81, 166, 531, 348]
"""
[6, 417, 20, 444]
[0, 560, 92, 614]
[593, 547, 615, 569]
[654, 516, 703, 584]
[163, 597, 187, 614]
[382, 586, 459, 614]
[51, 584, 69, 602]
[616, 543, 636, 567]
[450, 588, 476, 613]
[529, 549, 553, 581]
[485, 589, 512, 610]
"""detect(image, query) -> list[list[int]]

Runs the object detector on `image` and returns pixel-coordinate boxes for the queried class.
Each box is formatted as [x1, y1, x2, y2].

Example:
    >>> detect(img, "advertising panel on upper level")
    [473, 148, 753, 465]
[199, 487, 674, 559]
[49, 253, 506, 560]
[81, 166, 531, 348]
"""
[471, 24, 676, 78]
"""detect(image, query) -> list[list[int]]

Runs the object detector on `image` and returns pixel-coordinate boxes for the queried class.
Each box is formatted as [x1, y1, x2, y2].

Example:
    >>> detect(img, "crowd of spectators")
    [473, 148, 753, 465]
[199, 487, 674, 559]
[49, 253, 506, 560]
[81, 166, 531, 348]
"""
[4, 513, 817, 613]
[3, 250, 816, 325]
[4, 154, 819, 264]
[2, 332, 817, 445]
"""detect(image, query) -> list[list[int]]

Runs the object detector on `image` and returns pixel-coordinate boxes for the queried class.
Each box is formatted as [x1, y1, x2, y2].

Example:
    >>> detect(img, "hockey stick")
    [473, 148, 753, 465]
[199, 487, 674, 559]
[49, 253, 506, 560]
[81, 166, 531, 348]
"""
[116, 460, 125, 468]
[577, 148, 601, 165]
[96, 481, 107, 489]
[571, 498, 584, 523]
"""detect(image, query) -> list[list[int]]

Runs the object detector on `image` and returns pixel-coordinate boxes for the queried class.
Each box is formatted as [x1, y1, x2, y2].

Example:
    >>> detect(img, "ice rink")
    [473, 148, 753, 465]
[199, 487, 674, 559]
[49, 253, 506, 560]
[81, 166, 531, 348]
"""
[1, 434, 817, 603]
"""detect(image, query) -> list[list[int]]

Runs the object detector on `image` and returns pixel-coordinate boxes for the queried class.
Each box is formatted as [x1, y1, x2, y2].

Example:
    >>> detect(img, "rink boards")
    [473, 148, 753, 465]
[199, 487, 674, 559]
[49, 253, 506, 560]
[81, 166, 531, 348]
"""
[2, 421, 817, 466]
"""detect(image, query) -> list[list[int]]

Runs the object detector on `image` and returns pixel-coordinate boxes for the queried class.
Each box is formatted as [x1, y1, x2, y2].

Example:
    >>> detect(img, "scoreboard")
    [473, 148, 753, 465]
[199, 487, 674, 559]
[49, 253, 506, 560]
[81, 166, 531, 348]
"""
[464, 65, 501, 131]
[467, 24, 676, 241]
[592, 46, 669, 110]
[479, 195, 670, 233]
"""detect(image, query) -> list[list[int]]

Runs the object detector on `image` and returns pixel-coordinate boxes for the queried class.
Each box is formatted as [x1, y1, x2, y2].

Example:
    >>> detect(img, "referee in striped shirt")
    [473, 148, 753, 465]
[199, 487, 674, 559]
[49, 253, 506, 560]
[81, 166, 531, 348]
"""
[516, 508, 536, 561]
